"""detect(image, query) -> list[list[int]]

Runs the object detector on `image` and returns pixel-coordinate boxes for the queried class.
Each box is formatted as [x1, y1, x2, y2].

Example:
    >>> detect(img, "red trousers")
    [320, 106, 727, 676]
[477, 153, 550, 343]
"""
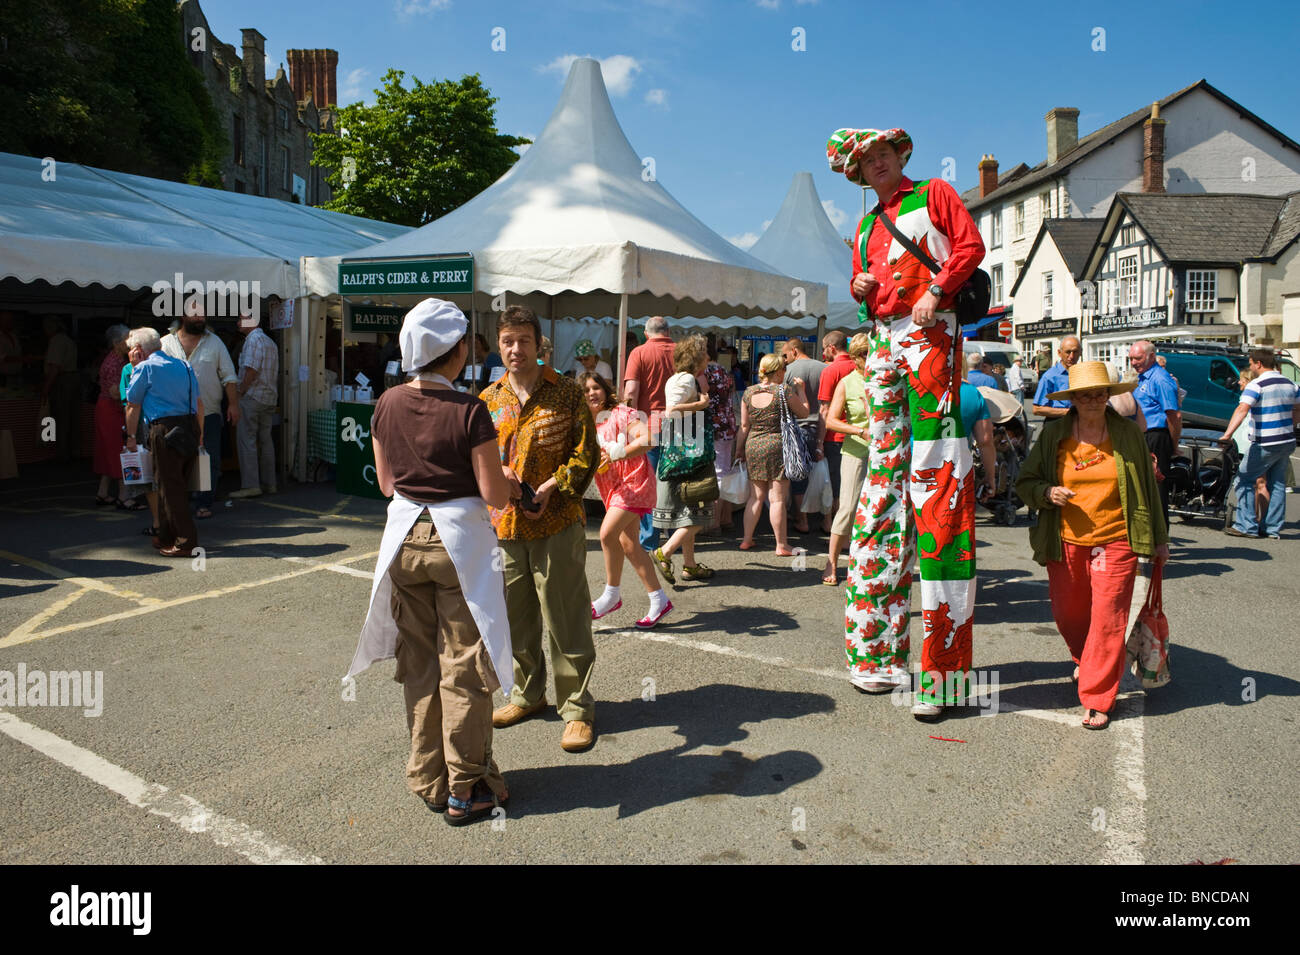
[1046, 539, 1137, 713]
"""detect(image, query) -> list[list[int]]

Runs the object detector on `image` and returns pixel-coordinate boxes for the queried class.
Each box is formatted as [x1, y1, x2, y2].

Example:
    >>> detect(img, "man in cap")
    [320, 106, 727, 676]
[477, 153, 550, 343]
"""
[481, 305, 600, 752]
[229, 307, 278, 498]
[828, 125, 986, 720]
[571, 339, 613, 382]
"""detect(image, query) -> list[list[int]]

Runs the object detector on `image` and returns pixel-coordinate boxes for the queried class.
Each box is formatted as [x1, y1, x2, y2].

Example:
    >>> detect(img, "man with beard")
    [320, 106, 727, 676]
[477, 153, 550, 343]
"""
[161, 300, 240, 518]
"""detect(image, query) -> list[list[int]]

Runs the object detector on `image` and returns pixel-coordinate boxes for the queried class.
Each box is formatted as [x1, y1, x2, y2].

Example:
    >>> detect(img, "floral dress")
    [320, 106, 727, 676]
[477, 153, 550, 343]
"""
[741, 383, 790, 482]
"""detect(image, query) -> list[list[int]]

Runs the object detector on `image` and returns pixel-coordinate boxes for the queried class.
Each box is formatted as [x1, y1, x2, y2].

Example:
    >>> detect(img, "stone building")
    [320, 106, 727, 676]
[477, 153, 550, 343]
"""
[177, 0, 336, 205]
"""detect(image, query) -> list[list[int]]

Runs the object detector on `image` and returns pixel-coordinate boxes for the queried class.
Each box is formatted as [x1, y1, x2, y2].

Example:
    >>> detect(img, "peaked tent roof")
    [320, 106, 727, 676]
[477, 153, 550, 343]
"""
[333, 58, 825, 320]
[747, 171, 860, 329]
[0, 151, 410, 299]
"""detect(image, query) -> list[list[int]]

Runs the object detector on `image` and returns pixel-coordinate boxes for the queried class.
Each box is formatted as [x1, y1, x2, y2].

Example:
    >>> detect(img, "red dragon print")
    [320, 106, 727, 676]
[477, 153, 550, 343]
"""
[897, 318, 953, 402]
[913, 461, 974, 561]
[921, 603, 972, 673]
[889, 234, 937, 308]
[870, 492, 896, 518]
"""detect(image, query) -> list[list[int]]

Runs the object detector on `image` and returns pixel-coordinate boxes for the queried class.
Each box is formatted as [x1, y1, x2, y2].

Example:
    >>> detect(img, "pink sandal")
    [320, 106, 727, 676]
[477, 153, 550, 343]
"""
[591, 599, 622, 620]
[635, 601, 673, 629]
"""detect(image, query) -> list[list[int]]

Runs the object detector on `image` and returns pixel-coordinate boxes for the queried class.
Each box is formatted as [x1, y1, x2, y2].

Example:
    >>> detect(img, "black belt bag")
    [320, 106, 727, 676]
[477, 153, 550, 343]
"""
[157, 417, 199, 458]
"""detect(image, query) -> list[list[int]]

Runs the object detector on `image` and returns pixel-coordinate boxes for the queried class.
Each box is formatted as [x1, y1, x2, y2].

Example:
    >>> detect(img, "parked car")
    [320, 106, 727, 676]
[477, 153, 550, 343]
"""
[1156, 344, 1300, 429]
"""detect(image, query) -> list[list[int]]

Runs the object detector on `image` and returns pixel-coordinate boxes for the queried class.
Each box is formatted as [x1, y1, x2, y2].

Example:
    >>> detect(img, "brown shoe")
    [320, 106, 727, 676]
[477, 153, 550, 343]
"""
[158, 545, 191, 558]
[561, 720, 594, 752]
[492, 699, 546, 728]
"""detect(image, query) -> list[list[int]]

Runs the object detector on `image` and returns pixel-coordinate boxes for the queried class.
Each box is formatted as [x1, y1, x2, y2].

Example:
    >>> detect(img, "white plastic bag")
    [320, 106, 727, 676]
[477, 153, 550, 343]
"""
[119, 448, 153, 485]
[801, 457, 832, 512]
[719, 462, 750, 504]
[189, 449, 212, 493]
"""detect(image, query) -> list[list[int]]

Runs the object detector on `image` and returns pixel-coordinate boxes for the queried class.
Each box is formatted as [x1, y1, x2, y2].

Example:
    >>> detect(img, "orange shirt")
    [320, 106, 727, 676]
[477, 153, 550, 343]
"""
[1057, 436, 1126, 546]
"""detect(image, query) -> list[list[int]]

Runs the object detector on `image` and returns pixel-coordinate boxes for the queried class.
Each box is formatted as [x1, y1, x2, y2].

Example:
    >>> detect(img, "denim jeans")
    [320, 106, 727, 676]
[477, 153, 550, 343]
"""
[1233, 440, 1295, 536]
[639, 445, 661, 550]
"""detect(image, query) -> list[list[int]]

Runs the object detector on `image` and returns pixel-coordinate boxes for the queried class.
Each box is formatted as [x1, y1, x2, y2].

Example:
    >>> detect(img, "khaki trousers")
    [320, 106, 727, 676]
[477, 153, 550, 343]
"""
[500, 521, 596, 722]
[390, 521, 506, 803]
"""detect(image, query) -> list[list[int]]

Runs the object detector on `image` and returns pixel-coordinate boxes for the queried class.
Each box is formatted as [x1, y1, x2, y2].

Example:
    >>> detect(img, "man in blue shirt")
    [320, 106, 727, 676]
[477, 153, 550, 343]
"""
[961, 355, 996, 499]
[1032, 336, 1081, 420]
[124, 327, 203, 558]
[1220, 349, 1300, 539]
[1129, 340, 1182, 524]
[966, 356, 999, 391]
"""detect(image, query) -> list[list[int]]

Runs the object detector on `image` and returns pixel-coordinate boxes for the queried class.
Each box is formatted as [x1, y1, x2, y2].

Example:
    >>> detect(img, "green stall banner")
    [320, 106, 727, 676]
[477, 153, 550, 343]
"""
[335, 402, 387, 501]
[338, 257, 474, 297]
[348, 305, 405, 334]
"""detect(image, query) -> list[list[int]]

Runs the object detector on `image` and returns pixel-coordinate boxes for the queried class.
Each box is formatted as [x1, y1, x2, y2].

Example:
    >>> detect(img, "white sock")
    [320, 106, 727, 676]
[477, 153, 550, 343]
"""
[593, 584, 621, 615]
[647, 589, 667, 616]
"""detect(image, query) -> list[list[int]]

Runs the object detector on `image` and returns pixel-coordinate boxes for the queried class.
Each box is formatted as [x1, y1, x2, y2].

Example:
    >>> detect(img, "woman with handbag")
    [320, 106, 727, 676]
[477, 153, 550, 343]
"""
[579, 371, 673, 628]
[1015, 362, 1169, 730]
[651, 335, 716, 584]
[736, 353, 810, 555]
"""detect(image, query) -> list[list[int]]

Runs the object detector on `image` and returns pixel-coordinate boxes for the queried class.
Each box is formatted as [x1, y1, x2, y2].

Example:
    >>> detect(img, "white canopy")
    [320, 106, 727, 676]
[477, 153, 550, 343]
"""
[328, 58, 825, 322]
[0, 151, 410, 300]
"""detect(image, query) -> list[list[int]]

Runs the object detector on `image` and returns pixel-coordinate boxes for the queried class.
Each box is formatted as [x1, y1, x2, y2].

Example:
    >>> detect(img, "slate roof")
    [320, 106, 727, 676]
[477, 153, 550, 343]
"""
[961, 80, 1300, 213]
[1044, 219, 1105, 278]
[1261, 193, 1300, 259]
[1119, 193, 1291, 264]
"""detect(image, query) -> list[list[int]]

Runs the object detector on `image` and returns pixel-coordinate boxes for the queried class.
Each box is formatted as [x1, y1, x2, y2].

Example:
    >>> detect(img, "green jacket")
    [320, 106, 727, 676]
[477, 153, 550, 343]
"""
[1016, 407, 1168, 566]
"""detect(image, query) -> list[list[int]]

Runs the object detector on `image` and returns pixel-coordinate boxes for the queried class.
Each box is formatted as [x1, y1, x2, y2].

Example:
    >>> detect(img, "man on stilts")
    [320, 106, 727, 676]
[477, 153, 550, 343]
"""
[828, 127, 985, 722]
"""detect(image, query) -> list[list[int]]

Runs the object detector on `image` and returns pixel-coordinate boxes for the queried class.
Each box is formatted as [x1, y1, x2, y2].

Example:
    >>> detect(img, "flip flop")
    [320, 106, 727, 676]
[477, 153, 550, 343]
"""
[95, 496, 116, 506]
[738, 541, 754, 551]
[195, 507, 213, 520]
[1082, 710, 1110, 730]
[821, 569, 839, 586]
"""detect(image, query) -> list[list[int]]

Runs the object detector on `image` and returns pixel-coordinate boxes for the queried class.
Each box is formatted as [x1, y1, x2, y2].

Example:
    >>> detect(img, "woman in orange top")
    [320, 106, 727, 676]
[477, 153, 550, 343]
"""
[1017, 362, 1168, 730]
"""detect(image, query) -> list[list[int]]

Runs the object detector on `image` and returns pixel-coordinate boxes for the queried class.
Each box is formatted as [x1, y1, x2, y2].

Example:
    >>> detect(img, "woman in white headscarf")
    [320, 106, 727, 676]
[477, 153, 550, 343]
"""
[347, 298, 517, 827]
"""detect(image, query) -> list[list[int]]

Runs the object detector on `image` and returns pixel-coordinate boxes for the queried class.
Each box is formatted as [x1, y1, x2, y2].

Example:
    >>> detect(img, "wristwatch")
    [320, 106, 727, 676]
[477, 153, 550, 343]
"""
[928, 283, 945, 300]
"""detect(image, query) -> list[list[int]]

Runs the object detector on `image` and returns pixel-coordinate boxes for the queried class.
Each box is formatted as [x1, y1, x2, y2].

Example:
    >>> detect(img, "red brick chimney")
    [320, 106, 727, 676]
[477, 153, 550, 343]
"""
[1143, 103, 1167, 194]
[978, 154, 999, 198]
[286, 49, 339, 107]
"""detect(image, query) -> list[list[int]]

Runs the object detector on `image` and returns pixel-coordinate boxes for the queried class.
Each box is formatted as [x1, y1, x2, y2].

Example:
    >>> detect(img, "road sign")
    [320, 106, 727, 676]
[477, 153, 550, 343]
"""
[998, 320, 1013, 337]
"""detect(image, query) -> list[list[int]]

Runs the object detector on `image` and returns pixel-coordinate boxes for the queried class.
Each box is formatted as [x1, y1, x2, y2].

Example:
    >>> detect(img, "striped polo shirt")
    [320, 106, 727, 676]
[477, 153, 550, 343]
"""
[1240, 370, 1299, 446]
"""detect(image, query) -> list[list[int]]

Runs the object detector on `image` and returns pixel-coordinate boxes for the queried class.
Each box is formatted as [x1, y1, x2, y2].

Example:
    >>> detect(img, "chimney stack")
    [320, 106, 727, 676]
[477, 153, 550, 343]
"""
[1142, 102, 1167, 194]
[978, 154, 999, 198]
[287, 49, 339, 107]
[1045, 107, 1079, 165]
[241, 29, 266, 92]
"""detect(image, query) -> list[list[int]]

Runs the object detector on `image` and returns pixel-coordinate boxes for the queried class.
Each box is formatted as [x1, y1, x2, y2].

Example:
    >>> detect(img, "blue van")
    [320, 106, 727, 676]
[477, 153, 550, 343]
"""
[1156, 346, 1300, 429]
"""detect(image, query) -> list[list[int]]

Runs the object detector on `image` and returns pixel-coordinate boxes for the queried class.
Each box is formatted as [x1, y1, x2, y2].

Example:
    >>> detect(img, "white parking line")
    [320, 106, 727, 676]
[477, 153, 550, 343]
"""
[0, 711, 322, 865]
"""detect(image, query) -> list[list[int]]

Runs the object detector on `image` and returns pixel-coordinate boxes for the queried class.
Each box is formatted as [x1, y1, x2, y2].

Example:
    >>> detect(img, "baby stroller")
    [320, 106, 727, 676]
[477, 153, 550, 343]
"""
[1166, 431, 1240, 527]
[973, 386, 1032, 526]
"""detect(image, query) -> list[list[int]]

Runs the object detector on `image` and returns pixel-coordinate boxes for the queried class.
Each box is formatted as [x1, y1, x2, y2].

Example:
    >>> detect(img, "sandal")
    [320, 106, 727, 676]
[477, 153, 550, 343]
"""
[444, 785, 507, 827]
[95, 495, 116, 506]
[1082, 709, 1110, 730]
[652, 548, 675, 584]
[118, 498, 148, 511]
[738, 540, 755, 551]
[821, 565, 838, 586]
[681, 562, 713, 581]
[195, 506, 213, 520]
[140, 525, 159, 537]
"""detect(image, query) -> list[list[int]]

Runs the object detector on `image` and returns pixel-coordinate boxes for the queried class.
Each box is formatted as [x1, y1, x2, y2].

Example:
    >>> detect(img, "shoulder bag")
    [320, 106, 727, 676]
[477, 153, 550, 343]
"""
[777, 383, 810, 483]
[871, 188, 991, 327]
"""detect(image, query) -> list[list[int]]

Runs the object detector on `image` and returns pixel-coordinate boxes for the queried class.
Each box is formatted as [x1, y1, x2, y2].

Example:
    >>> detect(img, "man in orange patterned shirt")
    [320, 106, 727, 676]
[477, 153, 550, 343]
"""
[481, 305, 600, 752]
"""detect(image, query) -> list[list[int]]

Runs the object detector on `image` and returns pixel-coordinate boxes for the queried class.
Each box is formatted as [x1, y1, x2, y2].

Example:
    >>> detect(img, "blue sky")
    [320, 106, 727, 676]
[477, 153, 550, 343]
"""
[197, 0, 1300, 245]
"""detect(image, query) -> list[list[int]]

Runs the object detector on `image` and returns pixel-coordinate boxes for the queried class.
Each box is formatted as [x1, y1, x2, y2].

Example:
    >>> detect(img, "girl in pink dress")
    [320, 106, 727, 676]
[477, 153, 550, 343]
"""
[578, 371, 672, 628]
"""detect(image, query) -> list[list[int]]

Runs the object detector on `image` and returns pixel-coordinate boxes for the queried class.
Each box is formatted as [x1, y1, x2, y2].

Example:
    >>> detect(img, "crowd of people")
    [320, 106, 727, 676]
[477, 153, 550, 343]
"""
[87, 301, 280, 556]
[339, 125, 1300, 828]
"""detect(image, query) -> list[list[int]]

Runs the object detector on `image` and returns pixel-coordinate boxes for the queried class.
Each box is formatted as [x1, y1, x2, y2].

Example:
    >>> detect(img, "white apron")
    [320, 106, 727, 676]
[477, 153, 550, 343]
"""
[345, 491, 514, 695]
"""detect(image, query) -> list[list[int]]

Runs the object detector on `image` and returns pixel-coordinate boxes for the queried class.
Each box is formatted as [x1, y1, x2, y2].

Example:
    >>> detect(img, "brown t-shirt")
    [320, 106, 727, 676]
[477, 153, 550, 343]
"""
[372, 384, 498, 502]
[624, 337, 676, 414]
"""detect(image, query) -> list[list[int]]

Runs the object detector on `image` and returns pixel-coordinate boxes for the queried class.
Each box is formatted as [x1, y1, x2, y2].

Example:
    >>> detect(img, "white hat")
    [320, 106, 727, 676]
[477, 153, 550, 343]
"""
[400, 298, 467, 372]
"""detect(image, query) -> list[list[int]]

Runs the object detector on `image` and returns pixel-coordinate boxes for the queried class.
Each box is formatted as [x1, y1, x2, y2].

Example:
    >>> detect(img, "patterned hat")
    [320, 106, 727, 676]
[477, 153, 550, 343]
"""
[574, 339, 596, 357]
[826, 128, 913, 185]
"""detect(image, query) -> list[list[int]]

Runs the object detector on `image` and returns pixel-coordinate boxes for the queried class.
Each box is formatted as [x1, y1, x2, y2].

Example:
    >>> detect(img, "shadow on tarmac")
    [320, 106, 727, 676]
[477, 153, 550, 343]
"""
[505, 683, 831, 819]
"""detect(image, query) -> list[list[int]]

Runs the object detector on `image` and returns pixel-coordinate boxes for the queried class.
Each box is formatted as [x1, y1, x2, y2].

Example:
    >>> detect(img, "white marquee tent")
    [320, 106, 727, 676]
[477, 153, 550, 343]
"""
[316, 57, 826, 381]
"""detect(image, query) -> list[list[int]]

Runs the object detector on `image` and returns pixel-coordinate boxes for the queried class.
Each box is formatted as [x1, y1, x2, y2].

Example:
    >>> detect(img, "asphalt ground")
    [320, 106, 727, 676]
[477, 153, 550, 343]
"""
[1, 461, 1298, 865]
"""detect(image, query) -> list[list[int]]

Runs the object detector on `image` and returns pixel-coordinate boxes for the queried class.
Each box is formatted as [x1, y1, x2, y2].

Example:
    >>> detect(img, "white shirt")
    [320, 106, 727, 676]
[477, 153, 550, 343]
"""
[162, 330, 238, 416]
[238, 327, 278, 406]
[573, 359, 613, 381]
[664, 371, 699, 408]
[1007, 363, 1025, 391]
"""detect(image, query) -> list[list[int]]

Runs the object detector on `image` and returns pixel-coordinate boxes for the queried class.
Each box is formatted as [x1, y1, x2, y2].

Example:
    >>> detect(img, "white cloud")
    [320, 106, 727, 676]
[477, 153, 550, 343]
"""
[753, 0, 780, 8]
[394, 0, 451, 16]
[729, 232, 761, 250]
[821, 199, 848, 230]
[645, 88, 668, 109]
[541, 53, 642, 96]
[340, 68, 370, 103]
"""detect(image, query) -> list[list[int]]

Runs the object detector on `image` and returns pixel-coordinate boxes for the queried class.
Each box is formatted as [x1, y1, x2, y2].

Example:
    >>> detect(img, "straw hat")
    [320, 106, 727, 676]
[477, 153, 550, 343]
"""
[1045, 360, 1137, 401]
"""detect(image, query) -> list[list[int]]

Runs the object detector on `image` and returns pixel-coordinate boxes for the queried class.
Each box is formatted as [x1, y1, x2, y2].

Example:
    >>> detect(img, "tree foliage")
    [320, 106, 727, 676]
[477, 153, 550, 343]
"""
[0, 0, 224, 185]
[311, 70, 528, 226]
